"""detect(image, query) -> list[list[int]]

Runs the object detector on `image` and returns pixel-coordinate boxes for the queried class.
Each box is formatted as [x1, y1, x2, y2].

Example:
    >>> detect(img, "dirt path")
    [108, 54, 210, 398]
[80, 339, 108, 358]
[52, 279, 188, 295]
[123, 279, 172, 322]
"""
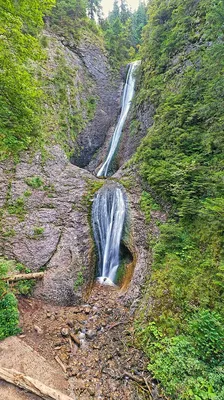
[14, 284, 163, 400]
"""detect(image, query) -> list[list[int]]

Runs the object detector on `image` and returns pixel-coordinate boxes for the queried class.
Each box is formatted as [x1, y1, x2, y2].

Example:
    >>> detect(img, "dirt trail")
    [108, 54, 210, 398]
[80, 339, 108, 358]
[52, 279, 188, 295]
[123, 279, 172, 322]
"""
[6, 285, 163, 400]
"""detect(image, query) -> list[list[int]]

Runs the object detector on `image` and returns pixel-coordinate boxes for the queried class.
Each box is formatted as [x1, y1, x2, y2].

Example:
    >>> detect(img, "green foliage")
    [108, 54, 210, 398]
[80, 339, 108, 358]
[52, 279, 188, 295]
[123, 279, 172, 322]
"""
[82, 180, 105, 209]
[0, 0, 55, 159]
[24, 190, 32, 197]
[140, 191, 160, 223]
[87, 96, 97, 119]
[0, 293, 20, 340]
[33, 227, 45, 236]
[135, 0, 224, 398]
[102, 0, 147, 67]
[74, 270, 84, 290]
[15, 264, 36, 296]
[2, 229, 16, 238]
[7, 196, 26, 219]
[136, 311, 224, 400]
[0, 258, 20, 340]
[25, 176, 44, 189]
[50, 0, 102, 41]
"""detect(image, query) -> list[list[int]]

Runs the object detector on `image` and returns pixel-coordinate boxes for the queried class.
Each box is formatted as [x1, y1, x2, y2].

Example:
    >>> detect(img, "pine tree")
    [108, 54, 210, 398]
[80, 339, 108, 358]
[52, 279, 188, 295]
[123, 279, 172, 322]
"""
[87, 0, 102, 20]
[120, 0, 131, 23]
[108, 0, 120, 23]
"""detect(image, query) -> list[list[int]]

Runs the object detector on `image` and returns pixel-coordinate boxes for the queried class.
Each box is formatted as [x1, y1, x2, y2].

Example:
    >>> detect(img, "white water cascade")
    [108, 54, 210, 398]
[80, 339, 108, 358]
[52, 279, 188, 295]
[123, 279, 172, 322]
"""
[92, 61, 140, 285]
[97, 60, 140, 177]
[92, 185, 126, 285]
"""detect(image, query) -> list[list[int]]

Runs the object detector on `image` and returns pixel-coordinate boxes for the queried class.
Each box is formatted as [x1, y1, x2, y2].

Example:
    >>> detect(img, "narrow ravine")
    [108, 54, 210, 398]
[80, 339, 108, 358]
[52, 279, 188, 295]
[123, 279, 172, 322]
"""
[92, 61, 140, 286]
[5, 61, 165, 400]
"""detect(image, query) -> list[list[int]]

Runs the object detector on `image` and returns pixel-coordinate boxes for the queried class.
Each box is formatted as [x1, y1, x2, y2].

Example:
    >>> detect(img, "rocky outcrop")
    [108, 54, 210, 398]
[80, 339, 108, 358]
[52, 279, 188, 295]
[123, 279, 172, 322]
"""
[0, 146, 98, 305]
[117, 98, 155, 168]
[68, 35, 123, 168]
[114, 167, 167, 310]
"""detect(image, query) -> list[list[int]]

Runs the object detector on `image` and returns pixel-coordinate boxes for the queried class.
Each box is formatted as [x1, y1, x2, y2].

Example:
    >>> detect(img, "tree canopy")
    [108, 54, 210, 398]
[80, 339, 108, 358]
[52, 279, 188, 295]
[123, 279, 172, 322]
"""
[0, 0, 55, 159]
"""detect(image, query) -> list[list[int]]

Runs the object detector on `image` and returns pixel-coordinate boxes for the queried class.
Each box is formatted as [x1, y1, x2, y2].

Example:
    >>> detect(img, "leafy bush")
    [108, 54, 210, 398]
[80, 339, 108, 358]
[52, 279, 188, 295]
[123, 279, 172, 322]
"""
[0, 293, 20, 340]
[0, 258, 20, 340]
[136, 311, 224, 400]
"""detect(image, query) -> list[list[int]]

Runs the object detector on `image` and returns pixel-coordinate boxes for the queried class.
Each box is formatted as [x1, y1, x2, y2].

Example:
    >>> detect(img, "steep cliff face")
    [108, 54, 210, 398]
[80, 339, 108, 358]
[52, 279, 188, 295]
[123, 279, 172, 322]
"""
[39, 29, 122, 162]
[0, 146, 97, 305]
[0, 25, 123, 305]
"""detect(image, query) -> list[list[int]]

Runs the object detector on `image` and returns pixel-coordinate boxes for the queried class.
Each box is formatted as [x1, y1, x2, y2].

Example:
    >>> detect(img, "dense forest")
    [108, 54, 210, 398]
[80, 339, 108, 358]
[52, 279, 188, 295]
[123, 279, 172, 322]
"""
[0, 1, 224, 399]
[134, 0, 224, 398]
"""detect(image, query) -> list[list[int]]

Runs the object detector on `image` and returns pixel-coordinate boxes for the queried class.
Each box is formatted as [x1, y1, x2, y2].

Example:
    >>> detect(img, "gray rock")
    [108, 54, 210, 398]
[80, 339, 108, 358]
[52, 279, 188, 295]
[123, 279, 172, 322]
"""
[86, 330, 97, 340]
[61, 327, 70, 337]
[0, 146, 99, 305]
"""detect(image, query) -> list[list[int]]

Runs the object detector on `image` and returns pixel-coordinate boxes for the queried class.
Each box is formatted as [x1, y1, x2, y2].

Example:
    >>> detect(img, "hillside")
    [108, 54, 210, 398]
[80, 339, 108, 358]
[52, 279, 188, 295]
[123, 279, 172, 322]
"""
[132, 0, 224, 398]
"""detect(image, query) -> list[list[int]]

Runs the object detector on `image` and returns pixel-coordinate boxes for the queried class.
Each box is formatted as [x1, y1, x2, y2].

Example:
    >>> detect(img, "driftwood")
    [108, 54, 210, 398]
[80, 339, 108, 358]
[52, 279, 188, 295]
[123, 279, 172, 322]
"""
[124, 370, 145, 384]
[0, 367, 75, 400]
[2, 272, 44, 282]
[70, 333, 80, 347]
[55, 356, 67, 374]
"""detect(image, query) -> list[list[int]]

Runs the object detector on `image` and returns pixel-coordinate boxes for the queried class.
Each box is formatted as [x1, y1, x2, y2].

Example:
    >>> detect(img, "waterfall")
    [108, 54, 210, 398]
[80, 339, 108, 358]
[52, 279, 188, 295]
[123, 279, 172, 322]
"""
[92, 61, 140, 285]
[97, 60, 140, 177]
[92, 185, 126, 285]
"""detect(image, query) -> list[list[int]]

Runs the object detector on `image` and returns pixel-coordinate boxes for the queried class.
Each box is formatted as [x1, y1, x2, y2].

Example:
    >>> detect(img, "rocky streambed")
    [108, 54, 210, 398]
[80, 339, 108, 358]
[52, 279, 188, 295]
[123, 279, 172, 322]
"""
[15, 284, 164, 400]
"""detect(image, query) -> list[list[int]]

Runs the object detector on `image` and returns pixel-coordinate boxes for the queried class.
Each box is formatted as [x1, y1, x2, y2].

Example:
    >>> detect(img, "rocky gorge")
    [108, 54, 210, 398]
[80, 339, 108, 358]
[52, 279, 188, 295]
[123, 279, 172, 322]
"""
[0, 22, 163, 400]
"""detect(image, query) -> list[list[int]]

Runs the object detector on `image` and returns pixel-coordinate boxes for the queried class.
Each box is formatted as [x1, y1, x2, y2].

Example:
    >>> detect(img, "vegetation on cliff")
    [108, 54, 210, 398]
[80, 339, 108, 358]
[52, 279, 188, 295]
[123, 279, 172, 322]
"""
[135, 0, 224, 398]
[102, 0, 147, 66]
[0, 0, 55, 159]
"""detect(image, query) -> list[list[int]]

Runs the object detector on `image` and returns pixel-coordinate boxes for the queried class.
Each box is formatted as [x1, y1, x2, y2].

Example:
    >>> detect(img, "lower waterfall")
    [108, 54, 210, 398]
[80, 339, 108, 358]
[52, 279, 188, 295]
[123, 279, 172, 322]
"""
[92, 185, 126, 285]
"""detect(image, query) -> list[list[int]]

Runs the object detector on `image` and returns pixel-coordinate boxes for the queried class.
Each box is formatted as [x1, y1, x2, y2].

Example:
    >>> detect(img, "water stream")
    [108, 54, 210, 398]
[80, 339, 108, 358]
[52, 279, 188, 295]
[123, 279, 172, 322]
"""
[92, 61, 140, 285]
[97, 61, 140, 177]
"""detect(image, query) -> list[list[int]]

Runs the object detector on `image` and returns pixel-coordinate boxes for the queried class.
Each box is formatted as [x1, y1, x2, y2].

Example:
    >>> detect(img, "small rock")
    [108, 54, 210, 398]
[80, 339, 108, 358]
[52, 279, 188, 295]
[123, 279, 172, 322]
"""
[78, 332, 86, 340]
[73, 307, 81, 314]
[84, 306, 91, 314]
[61, 327, 70, 337]
[67, 320, 74, 328]
[46, 311, 51, 318]
[86, 330, 96, 340]
[34, 325, 43, 335]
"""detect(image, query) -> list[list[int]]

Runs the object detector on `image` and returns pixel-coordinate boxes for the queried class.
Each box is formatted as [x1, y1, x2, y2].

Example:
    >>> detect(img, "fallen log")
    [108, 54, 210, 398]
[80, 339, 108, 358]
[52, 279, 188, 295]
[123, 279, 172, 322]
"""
[1, 272, 44, 282]
[0, 366, 75, 400]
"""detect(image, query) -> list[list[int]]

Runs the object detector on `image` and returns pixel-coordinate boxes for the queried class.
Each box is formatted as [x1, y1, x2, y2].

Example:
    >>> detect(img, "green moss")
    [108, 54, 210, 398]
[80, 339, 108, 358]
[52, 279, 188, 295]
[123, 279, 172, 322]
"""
[33, 227, 44, 236]
[7, 197, 26, 219]
[74, 270, 84, 290]
[24, 190, 32, 197]
[25, 176, 44, 189]
[2, 229, 16, 238]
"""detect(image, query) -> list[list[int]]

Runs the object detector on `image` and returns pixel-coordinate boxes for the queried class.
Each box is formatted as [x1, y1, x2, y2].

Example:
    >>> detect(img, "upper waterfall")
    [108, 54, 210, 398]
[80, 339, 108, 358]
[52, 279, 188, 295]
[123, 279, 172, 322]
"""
[97, 60, 140, 177]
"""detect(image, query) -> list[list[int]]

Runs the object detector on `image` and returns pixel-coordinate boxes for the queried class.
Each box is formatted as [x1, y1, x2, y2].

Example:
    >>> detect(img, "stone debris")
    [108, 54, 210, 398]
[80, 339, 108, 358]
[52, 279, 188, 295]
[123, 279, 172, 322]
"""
[18, 285, 164, 400]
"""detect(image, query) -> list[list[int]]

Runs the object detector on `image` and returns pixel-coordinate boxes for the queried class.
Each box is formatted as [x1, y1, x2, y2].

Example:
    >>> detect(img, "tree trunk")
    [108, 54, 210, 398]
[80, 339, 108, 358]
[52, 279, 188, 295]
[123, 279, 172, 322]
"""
[0, 367, 75, 400]
[2, 272, 44, 282]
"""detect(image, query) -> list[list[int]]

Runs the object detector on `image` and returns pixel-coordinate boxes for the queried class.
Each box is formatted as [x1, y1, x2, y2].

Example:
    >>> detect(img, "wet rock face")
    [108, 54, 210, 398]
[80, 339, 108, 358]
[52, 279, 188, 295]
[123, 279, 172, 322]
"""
[69, 36, 123, 168]
[0, 146, 98, 305]
[114, 167, 167, 310]
[117, 99, 155, 169]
